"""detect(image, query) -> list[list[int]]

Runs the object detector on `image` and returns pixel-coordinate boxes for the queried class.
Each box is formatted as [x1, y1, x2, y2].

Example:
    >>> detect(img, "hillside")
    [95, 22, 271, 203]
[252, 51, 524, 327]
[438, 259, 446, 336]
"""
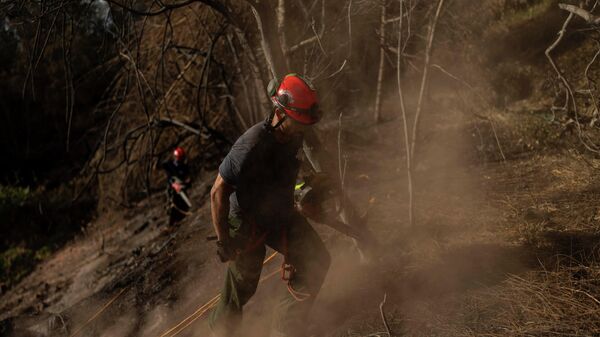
[4, 0, 600, 336]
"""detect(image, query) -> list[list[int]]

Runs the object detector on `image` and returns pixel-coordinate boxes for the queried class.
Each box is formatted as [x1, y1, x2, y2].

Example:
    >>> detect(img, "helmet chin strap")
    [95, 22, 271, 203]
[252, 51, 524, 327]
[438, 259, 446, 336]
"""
[264, 108, 287, 132]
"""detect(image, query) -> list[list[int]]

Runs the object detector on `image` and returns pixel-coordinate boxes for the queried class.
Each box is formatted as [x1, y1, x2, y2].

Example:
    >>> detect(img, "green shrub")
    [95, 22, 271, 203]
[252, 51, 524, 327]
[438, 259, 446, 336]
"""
[0, 185, 31, 214]
[0, 247, 34, 286]
[34, 246, 52, 261]
[0, 245, 54, 287]
[501, 0, 555, 28]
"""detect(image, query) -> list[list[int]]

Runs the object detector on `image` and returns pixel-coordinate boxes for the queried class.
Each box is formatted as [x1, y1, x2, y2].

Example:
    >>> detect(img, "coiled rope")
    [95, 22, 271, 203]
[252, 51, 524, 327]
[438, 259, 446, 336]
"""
[156, 252, 280, 337]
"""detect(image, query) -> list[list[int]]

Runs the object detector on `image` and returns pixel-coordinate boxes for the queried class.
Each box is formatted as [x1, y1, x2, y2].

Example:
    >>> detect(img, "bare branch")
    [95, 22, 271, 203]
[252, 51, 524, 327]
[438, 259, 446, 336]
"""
[558, 3, 600, 24]
[397, 0, 413, 226]
[276, 0, 291, 69]
[410, 0, 445, 159]
[379, 293, 393, 337]
[289, 36, 318, 53]
[249, 3, 279, 79]
[374, 0, 386, 123]
[104, 0, 233, 20]
[546, 2, 600, 154]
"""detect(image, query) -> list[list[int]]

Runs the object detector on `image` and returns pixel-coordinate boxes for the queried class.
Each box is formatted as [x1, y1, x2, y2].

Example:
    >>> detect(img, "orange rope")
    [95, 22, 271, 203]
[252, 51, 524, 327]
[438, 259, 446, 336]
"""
[260, 266, 283, 282]
[166, 267, 284, 337]
[286, 284, 311, 302]
[69, 287, 128, 337]
[157, 252, 280, 337]
[262, 251, 278, 264]
[68, 238, 280, 337]
[163, 296, 221, 337]
[158, 294, 221, 337]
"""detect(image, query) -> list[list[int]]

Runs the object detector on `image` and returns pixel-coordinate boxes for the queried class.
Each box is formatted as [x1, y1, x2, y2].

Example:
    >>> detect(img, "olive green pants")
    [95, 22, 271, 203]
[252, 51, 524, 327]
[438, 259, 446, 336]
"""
[209, 212, 330, 337]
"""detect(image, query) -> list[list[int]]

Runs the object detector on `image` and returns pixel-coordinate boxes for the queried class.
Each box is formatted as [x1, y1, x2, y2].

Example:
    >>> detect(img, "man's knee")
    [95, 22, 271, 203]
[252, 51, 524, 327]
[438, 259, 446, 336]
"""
[310, 232, 330, 269]
[294, 239, 330, 291]
[237, 279, 260, 305]
[313, 242, 330, 276]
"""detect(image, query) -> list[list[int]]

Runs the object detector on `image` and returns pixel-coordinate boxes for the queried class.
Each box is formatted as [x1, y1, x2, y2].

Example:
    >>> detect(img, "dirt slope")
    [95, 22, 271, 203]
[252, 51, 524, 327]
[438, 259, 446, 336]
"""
[0, 98, 585, 337]
[5, 1, 600, 336]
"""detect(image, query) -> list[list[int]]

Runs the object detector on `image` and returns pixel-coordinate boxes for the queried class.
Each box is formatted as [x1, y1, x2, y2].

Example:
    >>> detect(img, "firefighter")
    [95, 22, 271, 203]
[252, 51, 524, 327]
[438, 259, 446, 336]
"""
[209, 74, 330, 337]
[162, 147, 192, 227]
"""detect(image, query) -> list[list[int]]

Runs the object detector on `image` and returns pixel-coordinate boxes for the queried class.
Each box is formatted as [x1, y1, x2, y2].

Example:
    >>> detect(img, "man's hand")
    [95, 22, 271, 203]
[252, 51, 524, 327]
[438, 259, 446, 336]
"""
[216, 240, 237, 263]
[296, 188, 326, 221]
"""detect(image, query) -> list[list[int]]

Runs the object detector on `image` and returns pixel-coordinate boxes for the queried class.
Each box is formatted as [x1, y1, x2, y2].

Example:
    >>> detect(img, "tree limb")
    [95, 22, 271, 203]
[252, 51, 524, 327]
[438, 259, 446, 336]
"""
[397, 0, 413, 226]
[249, 3, 279, 80]
[374, 0, 386, 123]
[410, 0, 445, 159]
[558, 3, 600, 24]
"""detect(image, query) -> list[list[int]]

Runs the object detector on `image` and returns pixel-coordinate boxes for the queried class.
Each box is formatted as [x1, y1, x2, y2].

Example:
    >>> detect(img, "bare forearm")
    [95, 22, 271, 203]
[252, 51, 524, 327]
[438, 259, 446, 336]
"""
[211, 194, 230, 241]
[210, 175, 233, 242]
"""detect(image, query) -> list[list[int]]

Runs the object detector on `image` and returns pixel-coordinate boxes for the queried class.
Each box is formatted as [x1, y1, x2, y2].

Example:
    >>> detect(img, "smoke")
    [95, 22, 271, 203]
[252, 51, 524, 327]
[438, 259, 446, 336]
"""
[98, 312, 136, 337]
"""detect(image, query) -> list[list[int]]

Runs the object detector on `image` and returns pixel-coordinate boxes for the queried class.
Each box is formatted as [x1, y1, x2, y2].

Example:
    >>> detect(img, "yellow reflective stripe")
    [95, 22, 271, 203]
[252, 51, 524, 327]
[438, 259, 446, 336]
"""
[295, 181, 305, 190]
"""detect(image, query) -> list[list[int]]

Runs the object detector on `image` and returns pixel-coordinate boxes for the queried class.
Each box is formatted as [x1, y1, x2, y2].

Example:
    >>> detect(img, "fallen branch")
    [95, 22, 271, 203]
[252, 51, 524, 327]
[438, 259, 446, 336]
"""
[558, 3, 600, 24]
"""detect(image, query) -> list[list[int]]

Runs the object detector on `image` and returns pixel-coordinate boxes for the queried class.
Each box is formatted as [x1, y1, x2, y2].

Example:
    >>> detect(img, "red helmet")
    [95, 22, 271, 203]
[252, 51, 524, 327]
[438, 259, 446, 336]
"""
[270, 74, 320, 125]
[173, 147, 186, 161]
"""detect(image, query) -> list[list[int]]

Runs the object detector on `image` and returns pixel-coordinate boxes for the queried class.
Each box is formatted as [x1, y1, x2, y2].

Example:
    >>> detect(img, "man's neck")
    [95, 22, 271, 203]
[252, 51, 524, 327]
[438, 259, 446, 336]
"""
[272, 128, 291, 143]
[271, 114, 290, 143]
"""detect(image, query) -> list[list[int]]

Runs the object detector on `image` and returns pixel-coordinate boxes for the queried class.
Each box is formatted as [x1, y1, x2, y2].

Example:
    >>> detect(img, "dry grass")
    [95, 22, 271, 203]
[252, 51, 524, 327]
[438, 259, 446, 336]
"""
[481, 254, 600, 336]
[408, 244, 600, 337]
[410, 148, 600, 336]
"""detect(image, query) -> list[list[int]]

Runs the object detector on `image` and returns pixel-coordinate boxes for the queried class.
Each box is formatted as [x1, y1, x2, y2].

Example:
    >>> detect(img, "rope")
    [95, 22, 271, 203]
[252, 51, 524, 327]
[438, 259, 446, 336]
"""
[77, 234, 300, 337]
[164, 266, 286, 337]
[69, 215, 182, 336]
[159, 295, 221, 337]
[261, 266, 284, 282]
[68, 287, 128, 337]
[263, 251, 278, 264]
[286, 283, 312, 302]
[67, 243, 275, 337]
[157, 252, 280, 337]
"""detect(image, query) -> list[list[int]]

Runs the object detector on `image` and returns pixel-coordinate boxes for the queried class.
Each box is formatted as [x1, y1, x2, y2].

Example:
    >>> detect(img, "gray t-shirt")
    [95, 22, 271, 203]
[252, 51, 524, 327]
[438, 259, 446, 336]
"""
[219, 122, 303, 227]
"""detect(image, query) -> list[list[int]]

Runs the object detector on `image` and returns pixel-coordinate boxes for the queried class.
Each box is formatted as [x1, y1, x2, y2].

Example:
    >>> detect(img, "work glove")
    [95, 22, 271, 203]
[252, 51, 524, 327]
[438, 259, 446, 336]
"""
[216, 239, 237, 263]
